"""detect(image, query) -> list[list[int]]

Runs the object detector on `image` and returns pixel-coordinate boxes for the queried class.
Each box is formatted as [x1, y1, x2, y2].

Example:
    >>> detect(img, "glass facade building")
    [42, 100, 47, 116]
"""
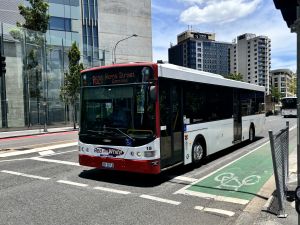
[0, 0, 152, 130]
[82, 0, 104, 67]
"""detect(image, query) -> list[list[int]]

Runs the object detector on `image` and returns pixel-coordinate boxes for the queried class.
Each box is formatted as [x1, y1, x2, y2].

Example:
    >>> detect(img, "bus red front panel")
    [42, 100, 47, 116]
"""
[79, 154, 161, 174]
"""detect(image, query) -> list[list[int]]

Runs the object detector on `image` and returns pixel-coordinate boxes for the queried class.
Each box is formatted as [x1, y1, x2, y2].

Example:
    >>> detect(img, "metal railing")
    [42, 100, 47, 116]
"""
[268, 121, 289, 218]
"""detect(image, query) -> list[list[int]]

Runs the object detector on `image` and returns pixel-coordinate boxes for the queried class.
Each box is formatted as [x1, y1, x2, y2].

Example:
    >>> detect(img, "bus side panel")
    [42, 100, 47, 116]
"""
[205, 119, 234, 155]
[242, 114, 265, 140]
[183, 119, 234, 165]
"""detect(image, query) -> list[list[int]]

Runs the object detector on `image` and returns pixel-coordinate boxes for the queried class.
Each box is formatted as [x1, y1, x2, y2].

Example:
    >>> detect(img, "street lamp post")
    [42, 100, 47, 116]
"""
[112, 34, 138, 64]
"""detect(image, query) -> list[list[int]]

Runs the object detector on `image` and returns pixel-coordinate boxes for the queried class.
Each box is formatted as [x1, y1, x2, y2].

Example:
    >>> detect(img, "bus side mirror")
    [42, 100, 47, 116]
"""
[149, 86, 156, 103]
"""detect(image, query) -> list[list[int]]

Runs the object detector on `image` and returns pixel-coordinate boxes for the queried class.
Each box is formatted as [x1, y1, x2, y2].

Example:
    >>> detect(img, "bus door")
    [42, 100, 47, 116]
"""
[159, 81, 183, 168]
[233, 90, 242, 142]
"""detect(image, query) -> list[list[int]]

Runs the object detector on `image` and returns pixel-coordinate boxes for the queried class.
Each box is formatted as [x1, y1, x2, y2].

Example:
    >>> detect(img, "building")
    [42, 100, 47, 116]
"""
[168, 30, 232, 76]
[230, 33, 271, 94]
[270, 69, 296, 97]
[81, 0, 152, 67]
[98, 0, 152, 65]
[0, 0, 152, 129]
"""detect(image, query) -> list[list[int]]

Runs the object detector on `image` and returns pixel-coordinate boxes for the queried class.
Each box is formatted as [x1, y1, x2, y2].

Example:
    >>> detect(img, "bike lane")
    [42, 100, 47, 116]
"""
[175, 132, 296, 204]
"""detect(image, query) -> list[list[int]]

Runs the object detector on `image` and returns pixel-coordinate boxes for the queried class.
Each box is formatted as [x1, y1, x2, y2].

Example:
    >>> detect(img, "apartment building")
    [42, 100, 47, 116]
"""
[230, 33, 271, 94]
[169, 30, 232, 76]
[270, 69, 296, 97]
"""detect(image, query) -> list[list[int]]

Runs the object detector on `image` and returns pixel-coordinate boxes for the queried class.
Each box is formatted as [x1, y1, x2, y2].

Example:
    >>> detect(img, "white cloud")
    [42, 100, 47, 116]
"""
[152, 0, 296, 71]
[179, 0, 261, 25]
[177, 0, 204, 5]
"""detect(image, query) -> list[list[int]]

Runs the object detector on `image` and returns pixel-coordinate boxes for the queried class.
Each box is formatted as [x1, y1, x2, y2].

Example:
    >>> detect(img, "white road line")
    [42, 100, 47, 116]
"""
[178, 189, 249, 205]
[194, 206, 204, 211]
[139, 194, 181, 205]
[0, 142, 77, 158]
[203, 207, 235, 217]
[194, 205, 235, 217]
[43, 149, 77, 156]
[171, 176, 198, 183]
[57, 180, 88, 187]
[38, 150, 55, 156]
[1, 170, 50, 180]
[31, 157, 80, 166]
[94, 187, 131, 195]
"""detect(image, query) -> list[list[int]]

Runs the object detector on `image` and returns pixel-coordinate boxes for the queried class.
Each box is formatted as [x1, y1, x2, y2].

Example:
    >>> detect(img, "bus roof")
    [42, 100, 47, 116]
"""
[158, 63, 265, 92]
[81, 62, 265, 92]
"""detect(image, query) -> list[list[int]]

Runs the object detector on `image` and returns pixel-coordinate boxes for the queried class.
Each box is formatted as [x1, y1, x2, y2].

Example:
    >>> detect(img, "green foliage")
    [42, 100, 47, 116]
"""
[10, 0, 50, 100]
[60, 42, 84, 105]
[289, 77, 297, 96]
[227, 73, 243, 81]
[17, 0, 50, 33]
[60, 42, 84, 129]
[271, 86, 282, 103]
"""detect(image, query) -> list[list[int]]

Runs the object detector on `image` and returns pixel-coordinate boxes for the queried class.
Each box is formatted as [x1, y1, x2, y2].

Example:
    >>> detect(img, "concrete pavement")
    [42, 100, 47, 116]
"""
[0, 126, 77, 139]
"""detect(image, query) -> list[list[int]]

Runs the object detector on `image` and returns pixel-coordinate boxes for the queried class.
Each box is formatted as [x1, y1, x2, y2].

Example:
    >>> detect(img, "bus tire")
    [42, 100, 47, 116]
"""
[192, 138, 206, 165]
[249, 125, 255, 142]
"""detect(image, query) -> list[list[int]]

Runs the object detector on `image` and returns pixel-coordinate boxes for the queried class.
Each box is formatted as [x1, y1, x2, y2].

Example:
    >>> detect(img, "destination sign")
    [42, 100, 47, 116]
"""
[82, 66, 154, 86]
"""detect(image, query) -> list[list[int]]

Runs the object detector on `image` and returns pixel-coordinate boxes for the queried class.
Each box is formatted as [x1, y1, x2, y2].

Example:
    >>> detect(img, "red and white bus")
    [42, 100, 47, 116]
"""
[79, 62, 265, 174]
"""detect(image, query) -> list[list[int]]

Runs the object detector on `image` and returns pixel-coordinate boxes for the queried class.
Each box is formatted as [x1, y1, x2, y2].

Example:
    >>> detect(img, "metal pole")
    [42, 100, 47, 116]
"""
[0, 22, 8, 128]
[112, 34, 138, 64]
[296, 5, 300, 225]
[43, 36, 47, 132]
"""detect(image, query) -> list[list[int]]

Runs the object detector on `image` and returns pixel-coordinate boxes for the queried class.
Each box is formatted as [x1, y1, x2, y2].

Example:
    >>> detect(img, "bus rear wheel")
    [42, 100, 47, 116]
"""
[192, 141, 205, 165]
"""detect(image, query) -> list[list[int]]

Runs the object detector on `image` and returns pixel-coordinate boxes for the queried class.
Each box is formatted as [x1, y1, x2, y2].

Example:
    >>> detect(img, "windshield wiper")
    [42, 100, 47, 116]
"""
[104, 127, 135, 141]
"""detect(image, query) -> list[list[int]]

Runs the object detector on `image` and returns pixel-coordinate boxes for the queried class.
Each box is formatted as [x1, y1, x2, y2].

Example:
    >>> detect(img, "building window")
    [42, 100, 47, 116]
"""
[49, 16, 72, 32]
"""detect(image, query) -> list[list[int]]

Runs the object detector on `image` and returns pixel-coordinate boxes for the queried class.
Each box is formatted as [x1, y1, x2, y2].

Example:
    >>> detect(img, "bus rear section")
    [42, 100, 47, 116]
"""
[78, 64, 162, 174]
[281, 97, 297, 117]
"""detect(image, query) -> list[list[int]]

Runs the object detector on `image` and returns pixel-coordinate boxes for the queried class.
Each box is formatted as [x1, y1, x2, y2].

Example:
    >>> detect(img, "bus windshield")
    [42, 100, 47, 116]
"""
[281, 98, 297, 109]
[80, 84, 156, 146]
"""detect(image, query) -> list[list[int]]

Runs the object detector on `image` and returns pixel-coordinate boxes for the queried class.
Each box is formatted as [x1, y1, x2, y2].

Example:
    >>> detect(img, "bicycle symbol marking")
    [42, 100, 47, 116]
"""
[214, 172, 261, 191]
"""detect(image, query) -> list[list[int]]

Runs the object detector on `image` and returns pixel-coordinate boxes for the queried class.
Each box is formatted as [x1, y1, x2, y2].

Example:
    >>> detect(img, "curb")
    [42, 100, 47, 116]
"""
[0, 129, 78, 140]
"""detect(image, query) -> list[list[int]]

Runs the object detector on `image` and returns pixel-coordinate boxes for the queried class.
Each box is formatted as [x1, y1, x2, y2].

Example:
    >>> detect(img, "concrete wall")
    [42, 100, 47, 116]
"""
[98, 0, 152, 65]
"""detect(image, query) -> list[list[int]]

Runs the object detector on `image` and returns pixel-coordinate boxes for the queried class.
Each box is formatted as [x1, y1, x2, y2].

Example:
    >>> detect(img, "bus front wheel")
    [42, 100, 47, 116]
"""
[192, 140, 205, 165]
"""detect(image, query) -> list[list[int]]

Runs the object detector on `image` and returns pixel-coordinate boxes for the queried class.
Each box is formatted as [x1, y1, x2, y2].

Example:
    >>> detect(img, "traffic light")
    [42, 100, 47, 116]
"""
[1, 55, 6, 75]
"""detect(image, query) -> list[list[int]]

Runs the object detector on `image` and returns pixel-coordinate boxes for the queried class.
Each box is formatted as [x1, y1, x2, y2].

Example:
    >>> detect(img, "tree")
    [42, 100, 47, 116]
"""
[289, 76, 297, 96]
[60, 42, 84, 129]
[227, 72, 243, 81]
[271, 86, 282, 103]
[11, 0, 50, 127]
[17, 0, 49, 33]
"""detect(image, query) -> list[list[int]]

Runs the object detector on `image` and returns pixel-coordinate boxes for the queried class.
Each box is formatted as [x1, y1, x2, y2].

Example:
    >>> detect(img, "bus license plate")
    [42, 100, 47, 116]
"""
[102, 162, 114, 169]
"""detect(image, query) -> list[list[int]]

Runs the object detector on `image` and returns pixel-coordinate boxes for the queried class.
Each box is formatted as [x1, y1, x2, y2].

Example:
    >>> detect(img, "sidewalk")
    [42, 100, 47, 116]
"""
[0, 126, 77, 139]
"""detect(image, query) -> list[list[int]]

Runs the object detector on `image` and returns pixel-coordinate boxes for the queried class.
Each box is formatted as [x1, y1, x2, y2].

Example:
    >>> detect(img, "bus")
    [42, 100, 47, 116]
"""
[281, 97, 297, 117]
[79, 62, 265, 174]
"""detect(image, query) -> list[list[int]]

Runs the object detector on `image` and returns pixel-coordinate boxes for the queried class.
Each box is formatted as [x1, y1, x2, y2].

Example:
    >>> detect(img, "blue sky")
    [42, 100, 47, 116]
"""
[152, 0, 296, 72]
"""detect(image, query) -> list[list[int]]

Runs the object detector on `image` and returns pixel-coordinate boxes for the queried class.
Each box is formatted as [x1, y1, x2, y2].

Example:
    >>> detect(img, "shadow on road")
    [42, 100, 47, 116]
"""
[78, 137, 264, 187]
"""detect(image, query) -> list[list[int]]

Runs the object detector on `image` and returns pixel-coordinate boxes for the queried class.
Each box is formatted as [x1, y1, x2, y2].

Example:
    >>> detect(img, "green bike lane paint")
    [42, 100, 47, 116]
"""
[175, 131, 296, 205]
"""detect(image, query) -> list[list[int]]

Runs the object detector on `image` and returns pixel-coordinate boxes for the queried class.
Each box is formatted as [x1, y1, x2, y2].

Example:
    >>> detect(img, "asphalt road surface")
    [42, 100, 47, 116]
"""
[0, 115, 296, 225]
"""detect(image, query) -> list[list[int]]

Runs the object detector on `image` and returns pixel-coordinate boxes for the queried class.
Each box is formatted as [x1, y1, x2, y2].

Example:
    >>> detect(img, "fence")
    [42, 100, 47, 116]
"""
[268, 121, 289, 218]
[0, 22, 106, 129]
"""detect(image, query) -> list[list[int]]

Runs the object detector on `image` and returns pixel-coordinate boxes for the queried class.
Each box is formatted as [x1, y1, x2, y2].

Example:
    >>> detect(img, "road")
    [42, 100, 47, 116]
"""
[0, 116, 296, 225]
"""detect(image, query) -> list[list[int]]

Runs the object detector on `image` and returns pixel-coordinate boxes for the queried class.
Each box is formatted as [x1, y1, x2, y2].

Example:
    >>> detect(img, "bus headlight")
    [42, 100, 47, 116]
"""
[144, 151, 155, 158]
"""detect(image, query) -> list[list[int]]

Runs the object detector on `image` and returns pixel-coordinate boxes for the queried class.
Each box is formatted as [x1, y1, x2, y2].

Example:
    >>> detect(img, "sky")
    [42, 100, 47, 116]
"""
[151, 0, 296, 72]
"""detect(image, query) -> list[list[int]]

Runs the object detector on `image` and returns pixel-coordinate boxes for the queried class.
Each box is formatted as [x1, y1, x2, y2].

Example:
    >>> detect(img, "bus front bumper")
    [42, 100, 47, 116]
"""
[79, 154, 161, 174]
